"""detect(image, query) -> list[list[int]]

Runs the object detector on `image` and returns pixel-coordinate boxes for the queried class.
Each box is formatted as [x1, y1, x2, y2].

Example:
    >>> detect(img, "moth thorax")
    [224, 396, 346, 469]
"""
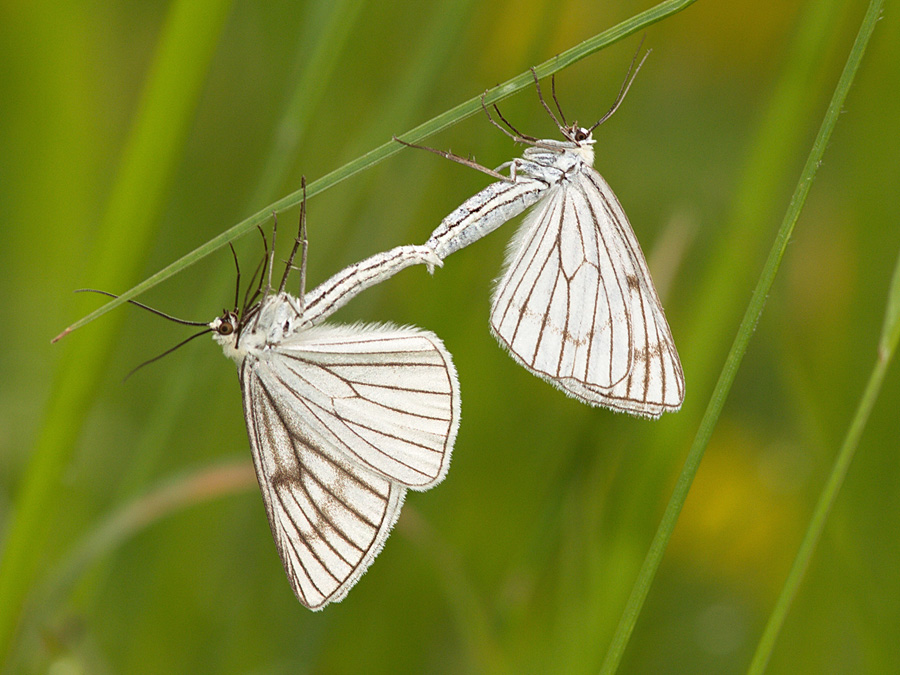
[573, 129, 596, 165]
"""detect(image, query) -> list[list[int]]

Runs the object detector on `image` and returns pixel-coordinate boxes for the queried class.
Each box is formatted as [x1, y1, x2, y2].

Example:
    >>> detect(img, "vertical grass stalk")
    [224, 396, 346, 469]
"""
[599, 0, 885, 671]
[747, 240, 900, 673]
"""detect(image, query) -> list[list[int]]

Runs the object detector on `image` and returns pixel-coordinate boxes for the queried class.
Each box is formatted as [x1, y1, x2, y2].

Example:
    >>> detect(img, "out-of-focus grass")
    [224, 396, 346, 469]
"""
[0, 0, 235, 668]
[1, 0, 899, 673]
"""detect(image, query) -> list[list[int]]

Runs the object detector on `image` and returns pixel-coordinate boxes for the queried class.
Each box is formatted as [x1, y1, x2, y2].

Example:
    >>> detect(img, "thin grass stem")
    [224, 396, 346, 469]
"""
[599, 0, 884, 670]
[748, 238, 900, 674]
[53, 0, 699, 341]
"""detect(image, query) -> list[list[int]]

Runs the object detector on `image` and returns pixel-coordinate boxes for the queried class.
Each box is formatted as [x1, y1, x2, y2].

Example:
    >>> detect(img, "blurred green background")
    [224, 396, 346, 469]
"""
[2, 0, 899, 672]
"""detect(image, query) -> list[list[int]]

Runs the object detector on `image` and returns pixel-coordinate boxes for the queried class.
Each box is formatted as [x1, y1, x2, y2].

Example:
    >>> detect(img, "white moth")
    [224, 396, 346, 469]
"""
[417, 56, 683, 418]
[211, 208, 459, 610]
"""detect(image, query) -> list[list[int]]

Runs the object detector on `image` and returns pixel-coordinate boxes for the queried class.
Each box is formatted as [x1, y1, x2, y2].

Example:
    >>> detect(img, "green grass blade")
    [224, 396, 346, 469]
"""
[0, 0, 234, 666]
[541, 1, 853, 667]
[600, 0, 884, 671]
[879, 242, 900, 360]
[679, 0, 851, 412]
[748, 237, 900, 674]
[603, 0, 850, 599]
[52, 0, 699, 340]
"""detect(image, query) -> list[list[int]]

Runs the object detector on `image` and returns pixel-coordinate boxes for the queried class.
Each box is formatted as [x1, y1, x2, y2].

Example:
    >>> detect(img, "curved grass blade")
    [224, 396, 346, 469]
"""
[9, 7, 377, 666]
[9, 462, 254, 671]
[53, 0, 699, 341]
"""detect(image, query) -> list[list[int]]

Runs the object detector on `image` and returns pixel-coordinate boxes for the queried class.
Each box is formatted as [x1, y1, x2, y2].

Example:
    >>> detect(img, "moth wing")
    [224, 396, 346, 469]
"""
[575, 169, 684, 416]
[262, 323, 459, 489]
[241, 359, 406, 610]
[490, 169, 684, 416]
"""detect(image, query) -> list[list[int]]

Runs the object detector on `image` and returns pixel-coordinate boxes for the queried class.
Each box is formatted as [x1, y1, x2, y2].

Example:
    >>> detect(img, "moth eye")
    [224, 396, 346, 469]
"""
[218, 321, 235, 336]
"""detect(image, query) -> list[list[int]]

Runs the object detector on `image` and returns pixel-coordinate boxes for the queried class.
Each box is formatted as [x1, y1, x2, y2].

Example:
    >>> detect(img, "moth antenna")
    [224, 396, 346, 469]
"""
[124, 328, 212, 381]
[229, 243, 241, 313]
[550, 74, 568, 126]
[279, 176, 308, 303]
[532, 67, 565, 130]
[298, 178, 309, 303]
[75, 289, 207, 326]
[264, 213, 277, 297]
[587, 41, 650, 133]
[241, 227, 268, 316]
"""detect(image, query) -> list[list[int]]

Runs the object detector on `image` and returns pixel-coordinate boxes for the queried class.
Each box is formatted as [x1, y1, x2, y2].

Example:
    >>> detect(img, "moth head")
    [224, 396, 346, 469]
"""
[560, 124, 596, 164]
[209, 310, 249, 361]
[210, 310, 240, 336]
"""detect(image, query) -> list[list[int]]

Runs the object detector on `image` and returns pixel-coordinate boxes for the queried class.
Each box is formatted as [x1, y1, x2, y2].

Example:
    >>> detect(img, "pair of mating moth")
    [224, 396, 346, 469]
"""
[139, 61, 684, 609]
